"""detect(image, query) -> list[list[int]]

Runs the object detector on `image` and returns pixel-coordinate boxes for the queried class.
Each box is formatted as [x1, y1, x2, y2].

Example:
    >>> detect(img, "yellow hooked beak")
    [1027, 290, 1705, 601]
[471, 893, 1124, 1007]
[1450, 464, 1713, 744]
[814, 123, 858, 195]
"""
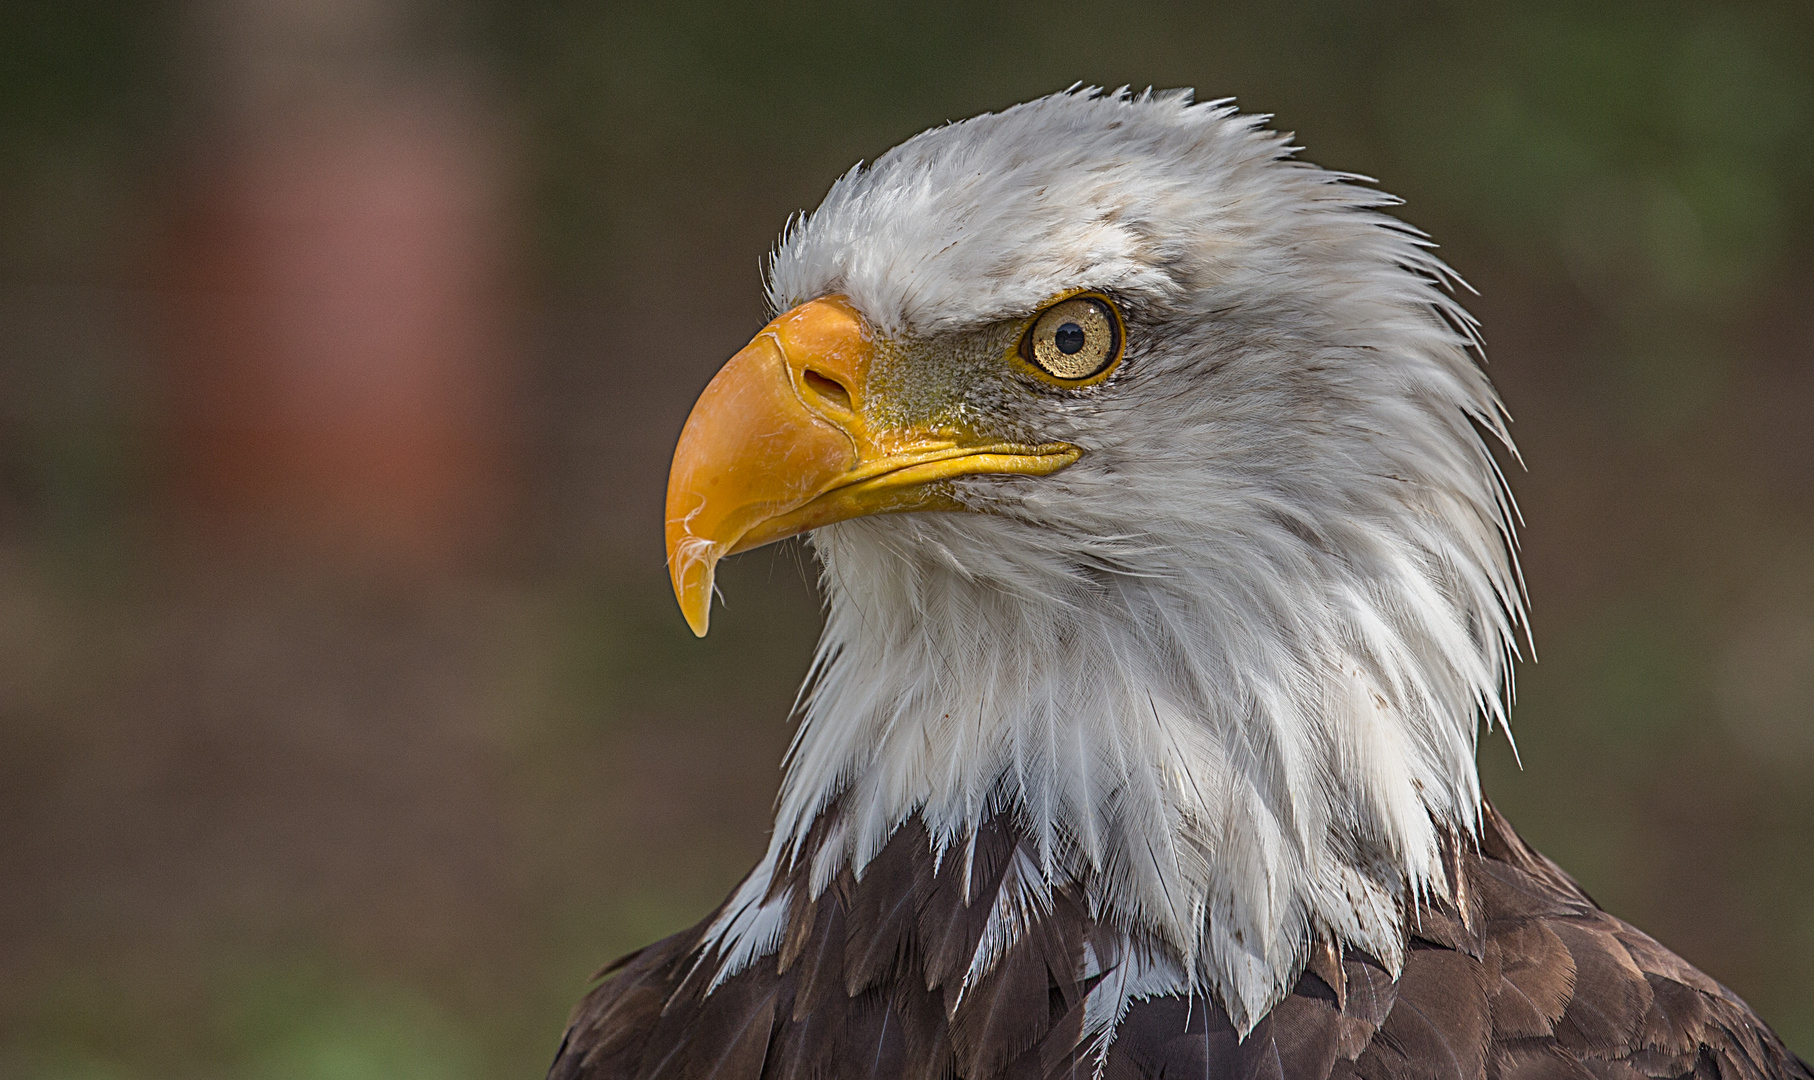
[665, 297, 1079, 635]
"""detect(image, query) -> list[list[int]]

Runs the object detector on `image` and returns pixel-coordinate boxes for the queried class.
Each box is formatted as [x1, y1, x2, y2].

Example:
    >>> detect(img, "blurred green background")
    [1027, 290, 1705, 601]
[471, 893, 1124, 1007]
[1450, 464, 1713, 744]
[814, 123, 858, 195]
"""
[2, 1, 1812, 1076]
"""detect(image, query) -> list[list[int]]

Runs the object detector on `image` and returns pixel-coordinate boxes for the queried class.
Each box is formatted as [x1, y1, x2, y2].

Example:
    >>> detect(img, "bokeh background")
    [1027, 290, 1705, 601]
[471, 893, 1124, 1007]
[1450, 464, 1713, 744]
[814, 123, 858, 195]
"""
[3, 1, 1812, 1076]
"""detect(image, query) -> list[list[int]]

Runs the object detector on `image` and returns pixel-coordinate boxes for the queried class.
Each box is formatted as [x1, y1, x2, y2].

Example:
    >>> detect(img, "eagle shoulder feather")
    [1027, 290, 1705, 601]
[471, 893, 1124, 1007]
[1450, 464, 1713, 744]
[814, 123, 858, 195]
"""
[548, 803, 1811, 1080]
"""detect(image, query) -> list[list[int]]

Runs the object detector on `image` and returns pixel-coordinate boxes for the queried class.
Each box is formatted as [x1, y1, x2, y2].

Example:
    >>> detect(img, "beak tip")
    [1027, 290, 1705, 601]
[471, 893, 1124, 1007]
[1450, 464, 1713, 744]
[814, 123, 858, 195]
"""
[684, 606, 710, 637]
[668, 535, 721, 638]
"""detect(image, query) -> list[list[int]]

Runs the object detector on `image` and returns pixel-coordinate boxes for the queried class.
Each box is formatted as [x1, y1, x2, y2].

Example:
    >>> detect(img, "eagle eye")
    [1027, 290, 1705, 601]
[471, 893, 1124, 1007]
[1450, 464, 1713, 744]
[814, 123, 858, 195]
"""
[1020, 294, 1123, 383]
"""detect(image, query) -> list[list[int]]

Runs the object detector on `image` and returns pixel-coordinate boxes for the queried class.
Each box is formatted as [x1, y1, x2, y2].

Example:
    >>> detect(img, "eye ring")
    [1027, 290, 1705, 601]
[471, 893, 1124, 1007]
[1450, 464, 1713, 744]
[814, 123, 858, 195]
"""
[1018, 294, 1124, 383]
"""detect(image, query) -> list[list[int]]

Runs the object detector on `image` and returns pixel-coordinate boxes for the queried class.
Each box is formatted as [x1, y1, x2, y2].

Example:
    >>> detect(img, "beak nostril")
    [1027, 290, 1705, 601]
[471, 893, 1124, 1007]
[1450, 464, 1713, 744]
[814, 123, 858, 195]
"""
[801, 368, 855, 413]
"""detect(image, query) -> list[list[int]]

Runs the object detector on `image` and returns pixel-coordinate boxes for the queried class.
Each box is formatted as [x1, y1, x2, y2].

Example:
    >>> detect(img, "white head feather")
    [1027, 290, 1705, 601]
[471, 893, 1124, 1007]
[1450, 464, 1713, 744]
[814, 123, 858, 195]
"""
[708, 88, 1524, 1035]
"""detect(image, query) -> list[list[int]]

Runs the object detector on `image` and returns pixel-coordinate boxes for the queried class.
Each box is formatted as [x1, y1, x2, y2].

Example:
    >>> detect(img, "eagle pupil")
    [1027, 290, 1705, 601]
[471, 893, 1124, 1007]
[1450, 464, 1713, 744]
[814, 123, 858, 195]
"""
[1054, 323, 1086, 354]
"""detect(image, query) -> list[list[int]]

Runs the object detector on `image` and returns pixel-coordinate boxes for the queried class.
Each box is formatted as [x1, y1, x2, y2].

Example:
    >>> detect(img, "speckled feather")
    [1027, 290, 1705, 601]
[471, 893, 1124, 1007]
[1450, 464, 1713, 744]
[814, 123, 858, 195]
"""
[549, 804, 1809, 1080]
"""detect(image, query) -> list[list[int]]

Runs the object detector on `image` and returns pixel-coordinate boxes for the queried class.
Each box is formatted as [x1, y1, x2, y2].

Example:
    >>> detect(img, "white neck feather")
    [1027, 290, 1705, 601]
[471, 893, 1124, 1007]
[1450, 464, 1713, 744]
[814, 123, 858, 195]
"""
[753, 488, 1513, 1029]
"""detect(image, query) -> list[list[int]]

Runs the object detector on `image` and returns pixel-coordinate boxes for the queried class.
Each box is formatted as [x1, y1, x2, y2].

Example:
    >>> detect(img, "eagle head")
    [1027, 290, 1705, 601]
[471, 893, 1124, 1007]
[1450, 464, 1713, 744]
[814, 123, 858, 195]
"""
[664, 88, 1523, 1031]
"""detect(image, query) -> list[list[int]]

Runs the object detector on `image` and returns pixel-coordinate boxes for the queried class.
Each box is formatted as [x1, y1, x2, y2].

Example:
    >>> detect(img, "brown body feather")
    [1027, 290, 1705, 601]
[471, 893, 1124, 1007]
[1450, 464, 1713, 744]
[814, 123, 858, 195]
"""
[549, 805, 1809, 1080]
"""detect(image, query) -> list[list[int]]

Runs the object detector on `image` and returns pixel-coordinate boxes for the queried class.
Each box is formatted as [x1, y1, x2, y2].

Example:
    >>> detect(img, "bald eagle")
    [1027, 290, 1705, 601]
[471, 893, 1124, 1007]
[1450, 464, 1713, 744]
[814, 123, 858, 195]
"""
[550, 90, 1809, 1080]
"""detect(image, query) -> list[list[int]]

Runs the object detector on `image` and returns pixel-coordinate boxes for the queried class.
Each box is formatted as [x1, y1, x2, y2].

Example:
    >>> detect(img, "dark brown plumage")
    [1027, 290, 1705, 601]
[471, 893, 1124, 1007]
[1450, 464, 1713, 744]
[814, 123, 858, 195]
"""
[547, 804, 1810, 1080]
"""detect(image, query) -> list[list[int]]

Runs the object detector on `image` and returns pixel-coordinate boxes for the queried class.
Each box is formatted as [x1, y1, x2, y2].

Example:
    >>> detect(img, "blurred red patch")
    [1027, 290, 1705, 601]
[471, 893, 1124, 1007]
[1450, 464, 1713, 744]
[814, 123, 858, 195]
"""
[165, 96, 514, 568]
